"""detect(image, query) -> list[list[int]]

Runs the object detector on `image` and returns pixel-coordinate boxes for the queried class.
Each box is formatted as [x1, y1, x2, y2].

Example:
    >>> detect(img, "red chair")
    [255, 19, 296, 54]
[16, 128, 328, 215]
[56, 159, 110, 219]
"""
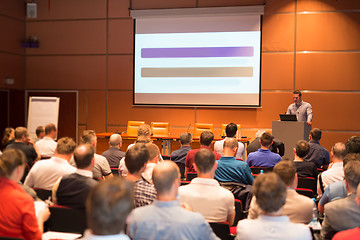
[209, 222, 234, 240]
[297, 177, 317, 196]
[296, 188, 315, 198]
[110, 167, 119, 175]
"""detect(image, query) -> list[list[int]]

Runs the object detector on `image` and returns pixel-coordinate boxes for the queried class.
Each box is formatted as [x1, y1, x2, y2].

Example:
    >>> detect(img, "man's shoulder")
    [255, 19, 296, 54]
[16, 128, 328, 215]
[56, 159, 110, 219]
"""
[95, 154, 108, 163]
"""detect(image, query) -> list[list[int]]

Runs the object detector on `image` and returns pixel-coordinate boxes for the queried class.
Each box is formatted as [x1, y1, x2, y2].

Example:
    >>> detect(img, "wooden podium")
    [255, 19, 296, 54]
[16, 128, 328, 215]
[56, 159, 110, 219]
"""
[272, 121, 311, 160]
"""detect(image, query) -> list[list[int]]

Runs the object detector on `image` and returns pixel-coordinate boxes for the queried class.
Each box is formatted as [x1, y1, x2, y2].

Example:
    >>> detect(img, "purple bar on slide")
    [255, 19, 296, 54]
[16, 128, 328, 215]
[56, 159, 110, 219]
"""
[141, 47, 253, 58]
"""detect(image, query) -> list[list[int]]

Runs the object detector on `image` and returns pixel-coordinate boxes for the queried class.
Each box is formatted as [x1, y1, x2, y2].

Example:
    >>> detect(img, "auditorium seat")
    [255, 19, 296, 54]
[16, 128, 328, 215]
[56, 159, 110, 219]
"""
[193, 123, 214, 138]
[150, 122, 169, 136]
[126, 121, 145, 137]
[34, 188, 52, 201]
[110, 167, 119, 175]
[297, 177, 317, 195]
[209, 222, 234, 240]
[296, 188, 315, 198]
[250, 166, 273, 176]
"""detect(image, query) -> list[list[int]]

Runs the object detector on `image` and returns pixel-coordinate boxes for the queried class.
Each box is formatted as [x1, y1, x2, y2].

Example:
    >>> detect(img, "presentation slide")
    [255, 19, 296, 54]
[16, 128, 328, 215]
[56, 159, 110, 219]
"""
[133, 15, 262, 107]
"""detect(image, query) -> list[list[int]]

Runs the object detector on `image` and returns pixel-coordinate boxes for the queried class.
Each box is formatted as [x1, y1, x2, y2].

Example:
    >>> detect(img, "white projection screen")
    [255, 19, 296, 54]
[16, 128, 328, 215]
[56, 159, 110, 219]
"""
[132, 7, 263, 107]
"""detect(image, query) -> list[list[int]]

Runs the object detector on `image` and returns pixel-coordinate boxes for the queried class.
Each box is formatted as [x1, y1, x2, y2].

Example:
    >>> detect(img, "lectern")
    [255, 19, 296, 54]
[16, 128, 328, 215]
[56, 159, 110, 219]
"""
[272, 121, 311, 160]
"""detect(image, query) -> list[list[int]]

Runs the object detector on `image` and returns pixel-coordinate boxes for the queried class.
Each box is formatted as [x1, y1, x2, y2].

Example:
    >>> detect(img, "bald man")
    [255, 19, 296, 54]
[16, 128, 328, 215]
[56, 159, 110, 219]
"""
[102, 134, 125, 168]
[127, 161, 219, 240]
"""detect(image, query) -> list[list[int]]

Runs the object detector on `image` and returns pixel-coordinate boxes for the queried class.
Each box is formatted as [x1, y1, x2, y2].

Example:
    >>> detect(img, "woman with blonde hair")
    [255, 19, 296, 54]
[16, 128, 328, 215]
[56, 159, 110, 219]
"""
[1, 127, 14, 150]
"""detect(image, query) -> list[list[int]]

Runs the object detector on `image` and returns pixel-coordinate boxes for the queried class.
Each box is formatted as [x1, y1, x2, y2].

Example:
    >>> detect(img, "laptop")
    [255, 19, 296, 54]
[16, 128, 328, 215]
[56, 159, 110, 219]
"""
[279, 114, 297, 121]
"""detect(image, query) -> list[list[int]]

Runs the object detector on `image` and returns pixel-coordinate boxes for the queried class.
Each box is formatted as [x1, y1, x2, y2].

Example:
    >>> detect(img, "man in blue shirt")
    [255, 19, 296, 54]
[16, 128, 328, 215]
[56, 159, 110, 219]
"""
[215, 138, 254, 185]
[171, 132, 192, 164]
[246, 132, 282, 168]
[127, 161, 219, 240]
[303, 128, 330, 169]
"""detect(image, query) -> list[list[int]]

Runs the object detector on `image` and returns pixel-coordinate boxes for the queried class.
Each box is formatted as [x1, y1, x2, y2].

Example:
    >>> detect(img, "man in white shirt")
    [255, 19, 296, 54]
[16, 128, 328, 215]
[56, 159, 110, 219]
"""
[179, 148, 235, 224]
[35, 123, 57, 158]
[24, 137, 76, 190]
[214, 123, 244, 159]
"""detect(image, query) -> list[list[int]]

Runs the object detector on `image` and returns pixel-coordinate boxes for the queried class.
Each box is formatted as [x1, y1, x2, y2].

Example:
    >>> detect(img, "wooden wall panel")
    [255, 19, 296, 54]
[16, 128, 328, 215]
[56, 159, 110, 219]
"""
[108, 55, 133, 90]
[32, 0, 106, 20]
[107, 91, 195, 126]
[0, 0, 24, 19]
[0, 53, 25, 89]
[87, 91, 106, 132]
[296, 52, 360, 91]
[297, 12, 360, 51]
[262, 53, 294, 90]
[297, 0, 360, 12]
[78, 125, 86, 144]
[262, 13, 295, 52]
[108, 19, 134, 54]
[26, 56, 106, 89]
[26, 21, 106, 55]
[264, 0, 295, 14]
[306, 92, 360, 131]
[78, 90, 87, 125]
[321, 131, 359, 155]
[0, 15, 24, 55]
[132, 0, 196, 9]
[108, 0, 130, 18]
[198, 0, 264, 7]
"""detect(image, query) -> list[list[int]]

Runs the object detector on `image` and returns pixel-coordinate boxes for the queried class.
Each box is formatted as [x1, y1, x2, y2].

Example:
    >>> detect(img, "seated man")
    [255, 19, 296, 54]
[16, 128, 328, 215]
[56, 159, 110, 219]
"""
[345, 136, 360, 154]
[321, 160, 360, 239]
[179, 148, 235, 224]
[35, 123, 57, 158]
[215, 138, 253, 185]
[246, 130, 284, 157]
[101, 133, 125, 168]
[171, 132, 192, 165]
[53, 144, 98, 210]
[81, 177, 132, 240]
[214, 123, 245, 159]
[185, 131, 221, 176]
[236, 173, 312, 240]
[293, 140, 318, 179]
[142, 143, 160, 184]
[246, 132, 282, 168]
[127, 161, 219, 240]
[303, 128, 330, 169]
[125, 143, 156, 208]
[24, 137, 76, 190]
[248, 160, 314, 224]
[33, 125, 45, 143]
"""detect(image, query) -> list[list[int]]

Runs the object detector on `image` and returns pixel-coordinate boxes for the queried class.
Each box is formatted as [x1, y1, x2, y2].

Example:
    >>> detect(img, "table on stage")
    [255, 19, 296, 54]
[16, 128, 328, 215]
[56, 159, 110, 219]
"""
[96, 132, 250, 159]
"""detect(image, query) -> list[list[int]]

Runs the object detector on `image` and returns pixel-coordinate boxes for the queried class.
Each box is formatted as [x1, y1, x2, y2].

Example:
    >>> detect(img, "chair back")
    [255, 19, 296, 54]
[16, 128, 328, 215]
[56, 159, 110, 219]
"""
[193, 123, 214, 138]
[186, 172, 198, 181]
[110, 167, 119, 176]
[297, 177, 317, 195]
[250, 167, 273, 176]
[176, 162, 185, 179]
[46, 205, 87, 234]
[34, 188, 52, 201]
[296, 188, 315, 198]
[209, 222, 233, 240]
[151, 122, 169, 136]
[233, 199, 245, 227]
[221, 124, 241, 138]
[0, 237, 23, 240]
[126, 121, 145, 137]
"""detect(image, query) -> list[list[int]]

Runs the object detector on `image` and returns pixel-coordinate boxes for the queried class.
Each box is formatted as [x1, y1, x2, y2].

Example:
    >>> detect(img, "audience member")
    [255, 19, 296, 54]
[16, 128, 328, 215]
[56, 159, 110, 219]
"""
[332, 183, 360, 240]
[127, 161, 219, 240]
[246, 132, 282, 168]
[303, 128, 330, 169]
[101, 133, 125, 168]
[317, 142, 346, 196]
[53, 144, 97, 210]
[346, 136, 360, 154]
[0, 148, 50, 240]
[142, 142, 160, 184]
[76, 130, 112, 180]
[248, 160, 314, 224]
[293, 140, 318, 179]
[214, 123, 245, 159]
[34, 125, 45, 143]
[81, 177, 133, 240]
[179, 148, 235, 224]
[125, 143, 156, 207]
[6, 127, 39, 167]
[171, 132, 192, 164]
[236, 172, 312, 240]
[1, 127, 14, 150]
[185, 131, 221, 176]
[127, 124, 152, 150]
[215, 138, 254, 185]
[24, 137, 76, 190]
[320, 160, 360, 239]
[246, 130, 285, 157]
[35, 123, 57, 158]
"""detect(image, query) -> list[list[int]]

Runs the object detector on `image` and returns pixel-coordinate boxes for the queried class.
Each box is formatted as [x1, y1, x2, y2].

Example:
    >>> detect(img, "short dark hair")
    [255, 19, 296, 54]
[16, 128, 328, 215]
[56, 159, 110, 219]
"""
[331, 142, 347, 160]
[344, 160, 360, 190]
[194, 148, 215, 173]
[56, 137, 76, 155]
[346, 136, 360, 154]
[14, 127, 27, 140]
[73, 144, 95, 169]
[310, 128, 322, 141]
[125, 144, 149, 174]
[35, 126, 44, 137]
[86, 177, 133, 235]
[0, 148, 26, 177]
[81, 130, 96, 144]
[260, 132, 274, 147]
[225, 123, 238, 138]
[253, 172, 286, 213]
[152, 161, 179, 195]
[145, 142, 160, 162]
[179, 132, 192, 145]
[273, 160, 295, 186]
[343, 153, 360, 168]
[200, 131, 214, 146]
[295, 140, 310, 158]
[45, 123, 56, 135]
[293, 90, 302, 97]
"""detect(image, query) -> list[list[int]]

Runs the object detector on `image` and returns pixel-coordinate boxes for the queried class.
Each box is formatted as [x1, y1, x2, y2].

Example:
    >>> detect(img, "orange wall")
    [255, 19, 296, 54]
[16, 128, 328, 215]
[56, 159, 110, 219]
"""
[1, 0, 360, 154]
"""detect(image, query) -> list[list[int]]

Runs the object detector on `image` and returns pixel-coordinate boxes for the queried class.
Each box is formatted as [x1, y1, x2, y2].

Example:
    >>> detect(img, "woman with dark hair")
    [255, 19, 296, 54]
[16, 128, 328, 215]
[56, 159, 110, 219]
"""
[0, 148, 50, 240]
[1, 127, 14, 150]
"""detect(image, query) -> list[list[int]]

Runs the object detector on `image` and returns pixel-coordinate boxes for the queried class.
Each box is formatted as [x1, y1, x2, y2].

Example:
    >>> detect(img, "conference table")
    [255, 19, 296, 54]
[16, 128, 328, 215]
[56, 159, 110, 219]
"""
[96, 132, 250, 159]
